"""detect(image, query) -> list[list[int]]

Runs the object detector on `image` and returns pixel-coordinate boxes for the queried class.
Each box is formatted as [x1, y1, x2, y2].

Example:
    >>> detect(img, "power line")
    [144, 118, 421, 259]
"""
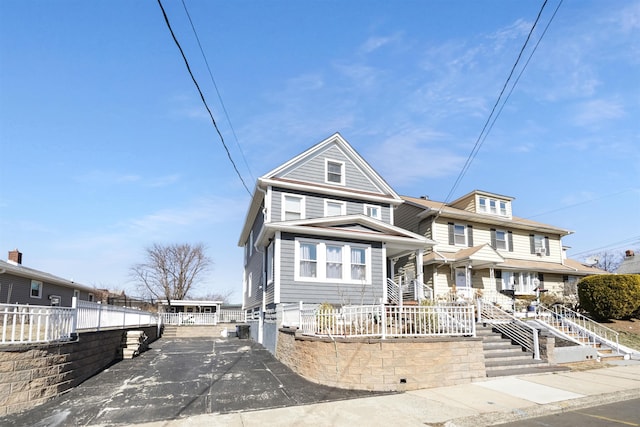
[156, 0, 252, 196]
[179, 0, 255, 183]
[569, 236, 640, 258]
[442, 0, 551, 207]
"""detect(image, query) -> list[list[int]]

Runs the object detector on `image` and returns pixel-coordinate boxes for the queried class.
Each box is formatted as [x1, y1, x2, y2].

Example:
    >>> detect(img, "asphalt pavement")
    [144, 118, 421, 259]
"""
[2, 336, 640, 427]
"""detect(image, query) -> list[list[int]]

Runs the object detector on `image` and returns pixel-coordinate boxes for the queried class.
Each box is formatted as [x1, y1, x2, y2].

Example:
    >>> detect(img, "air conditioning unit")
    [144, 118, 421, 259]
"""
[535, 247, 546, 255]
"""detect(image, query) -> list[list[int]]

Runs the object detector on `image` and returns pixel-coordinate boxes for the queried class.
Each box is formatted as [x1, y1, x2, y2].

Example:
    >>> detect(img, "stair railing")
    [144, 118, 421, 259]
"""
[386, 278, 400, 306]
[537, 305, 620, 354]
[478, 299, 540, 360]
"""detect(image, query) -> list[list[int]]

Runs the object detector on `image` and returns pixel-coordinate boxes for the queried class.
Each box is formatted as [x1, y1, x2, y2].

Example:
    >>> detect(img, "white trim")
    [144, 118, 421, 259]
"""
[274, 231, 281, 304]
[294, 237, 372, 285]
[325, 199, 347, 216]
[325, 158, 346, 186]
[282, 193, 306, 221]
[363, 204, 382, 220]
[30, 279, 43, 299]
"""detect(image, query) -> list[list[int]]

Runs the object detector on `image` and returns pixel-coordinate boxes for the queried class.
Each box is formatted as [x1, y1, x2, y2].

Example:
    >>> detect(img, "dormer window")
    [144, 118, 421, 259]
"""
[478, 196, 509, 217]
[326, 160, 345, 185]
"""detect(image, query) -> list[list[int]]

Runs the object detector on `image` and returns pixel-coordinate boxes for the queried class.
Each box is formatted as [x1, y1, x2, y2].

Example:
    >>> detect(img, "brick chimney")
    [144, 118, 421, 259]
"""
[626, 249, 635, 258]
[8, 249, 22, 265]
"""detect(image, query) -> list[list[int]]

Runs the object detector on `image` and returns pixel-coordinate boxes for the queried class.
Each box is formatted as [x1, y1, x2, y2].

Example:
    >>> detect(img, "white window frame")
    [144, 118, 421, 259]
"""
[478, 197, 487, 213]
[249, 230, 254, 257]
[502, 271, 538, 294]
[495, 229, 508, 250]
[533, 234, 546, 254]
[248, 272, 252, 297]
[453, 223, 467, 246]
[325, 159, 345, 185]
[325, 199, 346, 217]
[294, 238, 371, 284]
[30, 280, 43, 299]
[266, 242, 274, 286]
[364, 204, 381, 220]
[499, 201, 507, 216]
[282, 193, 305, 221]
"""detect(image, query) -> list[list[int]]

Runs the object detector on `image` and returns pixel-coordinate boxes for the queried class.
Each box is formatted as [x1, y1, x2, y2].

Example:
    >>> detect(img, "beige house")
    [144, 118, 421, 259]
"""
[395, 191, 604, 306]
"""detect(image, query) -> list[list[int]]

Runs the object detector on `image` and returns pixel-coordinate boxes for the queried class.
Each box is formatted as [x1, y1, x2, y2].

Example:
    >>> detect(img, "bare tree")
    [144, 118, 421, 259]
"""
[583, 250, 624, 273]
[130, 243, 212, 304]
[187, 290, 235, 304]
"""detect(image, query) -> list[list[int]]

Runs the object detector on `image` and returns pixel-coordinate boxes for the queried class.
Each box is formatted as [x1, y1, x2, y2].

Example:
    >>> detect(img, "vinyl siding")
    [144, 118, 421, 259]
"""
[282, 145, 381, 193]
[0, 273, 89, 306]
[278, 233, 384, 305]
[270, 187, 391, 223]
[243, 210, 265, 310]
[394, 203, 424, 234]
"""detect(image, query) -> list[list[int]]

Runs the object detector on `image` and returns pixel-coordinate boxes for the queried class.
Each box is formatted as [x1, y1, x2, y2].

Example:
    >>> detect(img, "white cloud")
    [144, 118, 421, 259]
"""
[572, 98, 625, 128]
[359, 33, 403, 54]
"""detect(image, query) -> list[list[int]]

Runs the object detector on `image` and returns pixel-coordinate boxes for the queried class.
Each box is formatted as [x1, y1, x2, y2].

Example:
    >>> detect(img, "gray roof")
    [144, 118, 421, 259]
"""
[617, 255, 640, 274]
[0, 259, 94, 292]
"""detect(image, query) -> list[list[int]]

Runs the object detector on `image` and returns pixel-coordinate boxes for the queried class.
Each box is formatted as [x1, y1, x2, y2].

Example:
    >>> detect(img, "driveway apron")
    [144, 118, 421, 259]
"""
[1, 337, 386, 426]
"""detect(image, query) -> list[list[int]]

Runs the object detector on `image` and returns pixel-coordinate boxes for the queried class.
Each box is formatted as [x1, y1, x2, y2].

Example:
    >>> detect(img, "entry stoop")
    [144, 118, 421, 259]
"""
[477, 324, 570, 377]
[122, 330, 149, 359]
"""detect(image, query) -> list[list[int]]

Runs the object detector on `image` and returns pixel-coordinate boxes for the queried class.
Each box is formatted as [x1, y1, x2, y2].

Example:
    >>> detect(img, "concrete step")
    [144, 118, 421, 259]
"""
[486, 364, 571, 378]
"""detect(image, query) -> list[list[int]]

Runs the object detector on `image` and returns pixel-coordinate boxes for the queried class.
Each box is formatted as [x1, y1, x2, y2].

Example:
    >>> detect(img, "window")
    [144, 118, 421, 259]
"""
[478, 197, 487, 212]
[88, 293, 95, 302]
[325, 200, 346, 216]
[499, 201, 507, 216]
[326, 245, 343, 279]
[364, 204, 381, 220]
[495, 230, 507, 250]
[326, 160, 345, 185]
[248, 272, 253, 297]
[351, 248, 366, 280]
[501, 271, 538, 294]
[299, 242, 318, 278]
[531, 234, 549, 255]
[295, 239, 370, 283]
[30, 280, 42, 298]
[489, 199, 497, 214]
[249, 230, 254, 257]
[454, 224, 467, 246]
[283, 194, 305, 220]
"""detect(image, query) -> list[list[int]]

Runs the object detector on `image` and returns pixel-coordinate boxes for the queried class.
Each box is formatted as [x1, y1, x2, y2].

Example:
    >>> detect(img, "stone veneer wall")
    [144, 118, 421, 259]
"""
[276, 328, 486, 392]
[0, 326, 159, 416]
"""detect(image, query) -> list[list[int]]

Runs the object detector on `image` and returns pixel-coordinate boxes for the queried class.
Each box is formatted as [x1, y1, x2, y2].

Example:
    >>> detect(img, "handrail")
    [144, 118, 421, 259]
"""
[479, 300, 540, 360]
[386, 278, 400, 305]
[537, 305, 620, 354]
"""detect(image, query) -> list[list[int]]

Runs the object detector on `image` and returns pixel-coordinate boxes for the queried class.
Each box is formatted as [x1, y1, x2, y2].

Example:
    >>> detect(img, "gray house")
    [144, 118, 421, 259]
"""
[238, 133, 432, 351]
[0, 249, 95, 306]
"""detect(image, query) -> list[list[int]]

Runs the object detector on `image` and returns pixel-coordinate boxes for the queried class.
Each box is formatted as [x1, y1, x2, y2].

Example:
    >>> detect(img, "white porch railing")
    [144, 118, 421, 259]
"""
[160, 312, 218, 325]
[1, 300, 160, 345]
[1, 303, 76, 344]
[218, 309, 245, 323]
[300, 303, 475, 338]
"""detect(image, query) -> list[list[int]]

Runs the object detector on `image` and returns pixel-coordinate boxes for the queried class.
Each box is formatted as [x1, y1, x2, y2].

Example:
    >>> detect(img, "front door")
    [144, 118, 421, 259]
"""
[455, 267, 472, 298]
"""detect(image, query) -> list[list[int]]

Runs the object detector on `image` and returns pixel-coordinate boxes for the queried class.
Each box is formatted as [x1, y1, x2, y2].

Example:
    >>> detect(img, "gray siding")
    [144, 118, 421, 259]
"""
[243, 208, 266, 310]
[394, 203, 424, 234]
[0, 273, 90, 307]
[271, 187, 392, 223]
[282, 145, 381, 194]
[277, 233, 384, 305]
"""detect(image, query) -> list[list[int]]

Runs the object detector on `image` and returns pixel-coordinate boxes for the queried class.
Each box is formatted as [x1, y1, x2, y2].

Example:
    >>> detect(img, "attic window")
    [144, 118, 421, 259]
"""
[30, 280, 43, 299]
[326, 160, 345, 185]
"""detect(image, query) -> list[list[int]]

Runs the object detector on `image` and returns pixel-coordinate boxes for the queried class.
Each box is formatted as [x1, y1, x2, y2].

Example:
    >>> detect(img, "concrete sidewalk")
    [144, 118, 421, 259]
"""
[136, 361, 640, 427]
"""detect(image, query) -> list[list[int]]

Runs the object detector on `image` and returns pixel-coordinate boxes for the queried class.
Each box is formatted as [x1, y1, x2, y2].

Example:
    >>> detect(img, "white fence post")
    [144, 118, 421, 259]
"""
[71, 296, 78, 339]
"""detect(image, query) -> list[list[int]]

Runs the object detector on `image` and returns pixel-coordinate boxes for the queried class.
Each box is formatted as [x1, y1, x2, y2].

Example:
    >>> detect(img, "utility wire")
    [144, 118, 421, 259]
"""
[441, 0, 550, 208]
[569, 236, 640, 258]
[180, 0, 255, 182]
[157, 0, 252, 196]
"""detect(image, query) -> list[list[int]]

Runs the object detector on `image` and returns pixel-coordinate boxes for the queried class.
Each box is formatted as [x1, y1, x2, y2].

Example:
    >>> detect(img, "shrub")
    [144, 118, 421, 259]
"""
[577, 274, 640, 320]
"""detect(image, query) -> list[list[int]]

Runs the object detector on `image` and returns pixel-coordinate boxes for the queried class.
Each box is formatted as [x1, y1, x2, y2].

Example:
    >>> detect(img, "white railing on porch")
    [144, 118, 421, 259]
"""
[1, 299, 160, 345]
[161, 312, 218, 325]
[300, 303, 475, 338]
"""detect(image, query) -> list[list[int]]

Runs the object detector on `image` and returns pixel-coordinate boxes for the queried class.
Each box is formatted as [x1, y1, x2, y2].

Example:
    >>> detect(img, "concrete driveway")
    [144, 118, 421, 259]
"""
[1, 337, 386, 426]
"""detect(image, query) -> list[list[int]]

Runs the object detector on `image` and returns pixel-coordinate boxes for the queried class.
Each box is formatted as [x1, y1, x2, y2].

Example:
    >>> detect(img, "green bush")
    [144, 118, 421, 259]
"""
[578, 274, 640, 320]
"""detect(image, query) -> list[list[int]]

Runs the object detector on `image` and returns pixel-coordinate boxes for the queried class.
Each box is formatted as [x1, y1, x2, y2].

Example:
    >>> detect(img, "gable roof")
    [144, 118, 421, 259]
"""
[239, 133, 402, 245]
[616, 253, 640, 274]
[402, 195, 572, 236]
[0, 259, 94, 292]
[255, 214, 433, 258]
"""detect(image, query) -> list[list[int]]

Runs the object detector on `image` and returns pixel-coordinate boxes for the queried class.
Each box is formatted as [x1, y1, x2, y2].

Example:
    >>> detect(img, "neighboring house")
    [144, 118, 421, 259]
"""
[617, 250, 640, 274]
[238, 133, 431, 348]
[157, 299, 222, 314]
[395, 192, 605, 305]
[0, 249, 96, 306]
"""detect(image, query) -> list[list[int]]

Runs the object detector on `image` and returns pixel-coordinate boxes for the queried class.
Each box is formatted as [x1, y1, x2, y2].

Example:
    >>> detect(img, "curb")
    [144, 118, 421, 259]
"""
[443, 388, 640, 426]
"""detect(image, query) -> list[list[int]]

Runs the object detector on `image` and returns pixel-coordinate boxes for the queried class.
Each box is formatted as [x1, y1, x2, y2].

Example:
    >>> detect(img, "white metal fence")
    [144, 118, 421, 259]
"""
[1, 299, 160, 345]
[299, 303, 476, 338]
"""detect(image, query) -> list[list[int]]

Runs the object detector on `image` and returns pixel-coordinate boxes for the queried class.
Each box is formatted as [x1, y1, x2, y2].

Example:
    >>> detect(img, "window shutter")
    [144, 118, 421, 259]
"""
[544, 237, 550, 256]
[508, 231, 514, 252]
[448, 223, 454, 245]
[467, 225, 474, 247]
[490, 229, 496, 248]
[529, 235, 535, 254]
[495, 269, 502, 279]
[538, 273, 545, 290]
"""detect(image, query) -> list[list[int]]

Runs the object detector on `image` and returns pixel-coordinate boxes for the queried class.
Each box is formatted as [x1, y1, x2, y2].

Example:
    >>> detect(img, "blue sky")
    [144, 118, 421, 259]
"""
[1, 1, 638, 303]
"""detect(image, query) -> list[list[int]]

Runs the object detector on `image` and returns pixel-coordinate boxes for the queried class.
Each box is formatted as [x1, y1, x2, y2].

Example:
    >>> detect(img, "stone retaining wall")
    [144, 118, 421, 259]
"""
[0, 326, 159, 416]
[276, 328, 486, 392]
